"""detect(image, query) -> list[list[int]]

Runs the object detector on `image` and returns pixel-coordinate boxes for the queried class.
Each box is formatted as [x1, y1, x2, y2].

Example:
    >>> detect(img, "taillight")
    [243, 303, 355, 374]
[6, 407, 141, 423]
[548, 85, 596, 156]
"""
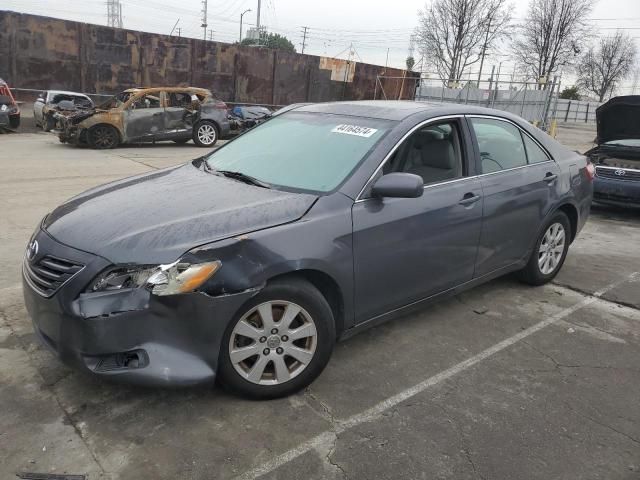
[585, 162, 595, 181]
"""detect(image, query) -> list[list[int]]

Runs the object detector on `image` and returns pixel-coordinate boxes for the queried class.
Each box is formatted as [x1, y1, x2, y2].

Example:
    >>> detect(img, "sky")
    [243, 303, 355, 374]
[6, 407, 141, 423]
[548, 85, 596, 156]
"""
[2, 0, 640, 92]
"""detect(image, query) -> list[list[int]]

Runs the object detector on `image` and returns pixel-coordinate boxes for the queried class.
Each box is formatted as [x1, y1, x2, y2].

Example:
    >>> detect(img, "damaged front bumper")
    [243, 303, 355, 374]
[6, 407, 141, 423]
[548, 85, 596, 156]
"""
[22, 229, 257, 387]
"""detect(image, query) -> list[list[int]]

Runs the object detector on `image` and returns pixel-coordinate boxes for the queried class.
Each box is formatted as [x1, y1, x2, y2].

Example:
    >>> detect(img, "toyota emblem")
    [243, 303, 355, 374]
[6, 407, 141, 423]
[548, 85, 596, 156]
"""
[614, 169, 626, 176]
[26, 240, 38, 261]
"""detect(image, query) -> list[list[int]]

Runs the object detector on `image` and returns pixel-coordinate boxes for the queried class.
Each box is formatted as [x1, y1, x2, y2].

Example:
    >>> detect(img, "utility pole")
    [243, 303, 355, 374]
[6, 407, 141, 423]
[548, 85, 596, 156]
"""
[239, 9, 252, 42]
[301, 26, 309, 54]
[256, 0, 262, 45]
[176, 27, 181, 37]
[107, 0, 123, 28]
[477, 17, 492, 87]
[170, 18, 180, 36]
[201, 0, 208, 41]
[384, 47, 390, 74]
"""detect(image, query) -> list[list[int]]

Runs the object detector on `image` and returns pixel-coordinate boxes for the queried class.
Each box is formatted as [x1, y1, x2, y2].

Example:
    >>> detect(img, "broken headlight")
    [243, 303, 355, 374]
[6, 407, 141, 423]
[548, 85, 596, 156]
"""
[88, 261, 221, 296]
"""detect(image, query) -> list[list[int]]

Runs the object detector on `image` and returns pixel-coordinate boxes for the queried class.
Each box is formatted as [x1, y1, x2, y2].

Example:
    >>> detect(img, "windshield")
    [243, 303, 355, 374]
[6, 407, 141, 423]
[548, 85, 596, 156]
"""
[205, 112, 393, 193]
[604, 139, 640, 148]
[98, 91, 134, 109]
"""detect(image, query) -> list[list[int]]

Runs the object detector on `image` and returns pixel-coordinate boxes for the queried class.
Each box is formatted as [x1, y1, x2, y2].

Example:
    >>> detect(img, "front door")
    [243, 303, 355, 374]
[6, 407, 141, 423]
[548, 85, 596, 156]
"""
[352, 119, 483, 324]
[469, 116, 561, 276]
[124, 92, 164, 142]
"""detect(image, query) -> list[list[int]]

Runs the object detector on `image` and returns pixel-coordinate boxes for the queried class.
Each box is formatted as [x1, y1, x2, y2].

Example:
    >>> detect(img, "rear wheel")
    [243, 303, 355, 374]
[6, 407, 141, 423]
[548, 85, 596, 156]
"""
[518, 211, 571, 285]
[192, 120, 218, 147]
[219, 278, 335, 399]
[88, 125, 119, 149]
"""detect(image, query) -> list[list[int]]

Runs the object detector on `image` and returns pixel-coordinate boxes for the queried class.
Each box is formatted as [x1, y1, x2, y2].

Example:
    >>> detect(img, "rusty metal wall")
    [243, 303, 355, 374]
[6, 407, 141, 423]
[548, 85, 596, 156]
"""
[0, 11, 418, 103]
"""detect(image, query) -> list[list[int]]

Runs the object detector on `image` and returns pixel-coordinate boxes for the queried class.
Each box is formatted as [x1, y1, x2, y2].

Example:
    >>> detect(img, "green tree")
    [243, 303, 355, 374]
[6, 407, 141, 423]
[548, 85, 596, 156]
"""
[559, 86, 581, 100]
[239, 32, 296, 52]
[406, 56, 416, 71]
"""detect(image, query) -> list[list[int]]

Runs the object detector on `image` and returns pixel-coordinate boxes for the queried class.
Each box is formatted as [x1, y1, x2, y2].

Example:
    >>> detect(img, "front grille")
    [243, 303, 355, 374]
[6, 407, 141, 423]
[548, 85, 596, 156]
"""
[23, 255, 84, 298]
[596, 166, 640, 182]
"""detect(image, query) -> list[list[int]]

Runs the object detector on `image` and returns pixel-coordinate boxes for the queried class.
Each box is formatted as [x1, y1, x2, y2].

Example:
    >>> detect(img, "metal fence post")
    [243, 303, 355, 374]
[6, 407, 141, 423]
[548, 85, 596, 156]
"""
[520, 84, 527, 116]
[585, 103, 590, 123]
[564, 101, 571, 122]
[486, 65, 495, 107]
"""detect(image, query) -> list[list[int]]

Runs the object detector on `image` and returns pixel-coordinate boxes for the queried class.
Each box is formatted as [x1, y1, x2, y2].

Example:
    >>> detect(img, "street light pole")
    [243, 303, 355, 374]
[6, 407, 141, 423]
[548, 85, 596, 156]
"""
[239, 9, 251, 42]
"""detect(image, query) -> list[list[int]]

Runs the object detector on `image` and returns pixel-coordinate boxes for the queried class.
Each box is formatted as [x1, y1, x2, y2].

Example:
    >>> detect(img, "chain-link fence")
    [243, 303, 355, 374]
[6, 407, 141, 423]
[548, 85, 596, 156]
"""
[399, 71, 561, 132]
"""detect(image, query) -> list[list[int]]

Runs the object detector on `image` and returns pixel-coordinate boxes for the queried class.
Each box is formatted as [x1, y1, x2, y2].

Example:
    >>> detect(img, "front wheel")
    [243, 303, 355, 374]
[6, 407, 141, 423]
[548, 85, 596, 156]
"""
[518, 211, 571, 285]
[88, 125, 119, 149]
[219, 278, 335, 399]
[192, 121, 218, 147]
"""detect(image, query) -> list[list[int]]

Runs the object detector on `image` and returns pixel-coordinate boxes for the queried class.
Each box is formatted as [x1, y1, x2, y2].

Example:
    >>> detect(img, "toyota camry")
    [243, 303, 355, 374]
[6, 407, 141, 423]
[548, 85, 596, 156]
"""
[22, 101, 594, 398]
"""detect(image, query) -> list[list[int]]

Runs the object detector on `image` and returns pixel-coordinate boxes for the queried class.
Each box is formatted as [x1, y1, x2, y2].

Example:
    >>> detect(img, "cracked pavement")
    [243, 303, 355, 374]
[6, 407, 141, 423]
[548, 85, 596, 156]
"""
[1, 127, 640, 479]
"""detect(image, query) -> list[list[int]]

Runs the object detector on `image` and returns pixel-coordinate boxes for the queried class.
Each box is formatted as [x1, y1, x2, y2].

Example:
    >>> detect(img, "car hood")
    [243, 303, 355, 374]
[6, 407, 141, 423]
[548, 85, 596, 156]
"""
[44, 163, 318, 264]
[596, 95, 640, 144]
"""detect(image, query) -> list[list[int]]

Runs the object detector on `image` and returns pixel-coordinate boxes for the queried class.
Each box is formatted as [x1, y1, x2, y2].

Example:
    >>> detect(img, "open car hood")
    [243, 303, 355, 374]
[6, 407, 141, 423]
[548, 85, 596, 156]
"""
[596, 96, 640, 144]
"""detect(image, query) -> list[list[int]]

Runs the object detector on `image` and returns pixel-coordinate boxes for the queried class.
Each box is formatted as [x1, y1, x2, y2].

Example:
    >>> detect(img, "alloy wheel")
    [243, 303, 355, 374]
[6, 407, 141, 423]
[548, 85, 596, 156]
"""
[538, 222, 565, 275]
[92, 126, 117, 148]
[229, 301, 318, 385]
[197, 123, 217, 146]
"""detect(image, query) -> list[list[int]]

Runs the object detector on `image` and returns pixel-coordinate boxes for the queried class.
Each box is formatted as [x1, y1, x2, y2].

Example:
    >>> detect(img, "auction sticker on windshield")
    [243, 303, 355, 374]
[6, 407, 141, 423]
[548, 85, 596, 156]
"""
[331, 124, 379, 138]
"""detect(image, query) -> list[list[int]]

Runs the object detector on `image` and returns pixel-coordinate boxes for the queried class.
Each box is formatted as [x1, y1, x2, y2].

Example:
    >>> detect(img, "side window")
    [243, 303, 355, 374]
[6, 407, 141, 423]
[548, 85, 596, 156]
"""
[384, 121, 463, 185]
[522, 133, 550, 164]
[168, 92, 193, 108]
[130, 94, 161, 109]
[470, 118, 527, 174]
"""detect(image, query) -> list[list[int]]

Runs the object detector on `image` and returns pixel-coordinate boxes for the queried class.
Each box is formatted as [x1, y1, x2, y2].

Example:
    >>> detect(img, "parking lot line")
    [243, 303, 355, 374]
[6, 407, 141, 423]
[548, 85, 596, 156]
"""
[235, 272, 639, 480]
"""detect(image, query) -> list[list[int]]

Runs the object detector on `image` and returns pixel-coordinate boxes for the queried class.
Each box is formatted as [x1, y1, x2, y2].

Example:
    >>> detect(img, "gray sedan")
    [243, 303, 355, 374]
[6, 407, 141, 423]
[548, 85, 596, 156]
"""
[22, 101, 594, 398]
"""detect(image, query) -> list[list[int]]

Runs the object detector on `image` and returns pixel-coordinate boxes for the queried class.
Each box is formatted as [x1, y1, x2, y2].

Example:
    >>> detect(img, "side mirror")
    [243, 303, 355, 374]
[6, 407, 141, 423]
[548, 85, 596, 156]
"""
[370, 173, 424, 198]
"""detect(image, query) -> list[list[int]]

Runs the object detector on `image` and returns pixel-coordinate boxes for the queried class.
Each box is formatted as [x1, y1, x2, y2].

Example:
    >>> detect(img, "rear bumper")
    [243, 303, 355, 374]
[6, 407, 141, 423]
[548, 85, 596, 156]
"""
[22, 229, 258, 387]
[593, 176, 640, 207]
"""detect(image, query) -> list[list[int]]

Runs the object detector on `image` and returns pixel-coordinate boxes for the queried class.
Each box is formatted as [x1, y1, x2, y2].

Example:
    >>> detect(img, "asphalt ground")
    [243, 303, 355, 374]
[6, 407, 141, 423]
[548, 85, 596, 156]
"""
[1, 120, 639, 480]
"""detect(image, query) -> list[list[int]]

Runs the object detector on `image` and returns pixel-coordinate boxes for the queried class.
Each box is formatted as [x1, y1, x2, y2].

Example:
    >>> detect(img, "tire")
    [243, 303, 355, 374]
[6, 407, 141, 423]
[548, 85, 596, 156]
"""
[192, 120, 218, 147]
[9, 115, 20, 129]
[88, 124, 119, 149]
[173, 138, 190, 144]
[219, 278, 336, 399]
[518, 211, 571, 286]
[43, 116, 55, 132]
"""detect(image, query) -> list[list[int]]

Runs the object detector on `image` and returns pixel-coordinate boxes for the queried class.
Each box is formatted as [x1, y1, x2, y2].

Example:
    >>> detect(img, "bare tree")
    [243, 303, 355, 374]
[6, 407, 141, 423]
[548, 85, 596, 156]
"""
[416, 0, 511, 85]
[577, 32, 637, 102]
[512, 0, 593, 84]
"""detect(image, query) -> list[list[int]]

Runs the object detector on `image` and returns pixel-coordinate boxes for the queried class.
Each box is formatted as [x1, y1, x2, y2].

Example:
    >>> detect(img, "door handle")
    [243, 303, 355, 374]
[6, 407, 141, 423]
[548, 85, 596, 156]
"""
[544, 173, 558, 183]
[459, 193, 481, 206]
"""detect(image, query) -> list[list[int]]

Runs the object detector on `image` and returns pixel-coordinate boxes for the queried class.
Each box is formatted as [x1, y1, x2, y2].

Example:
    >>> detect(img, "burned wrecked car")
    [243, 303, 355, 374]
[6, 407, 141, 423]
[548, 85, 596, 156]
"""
[0, 78, 20, 131]
[586, 96, 640, 207]
[57, 87, 230, 149]
[34, 90, 94, 132]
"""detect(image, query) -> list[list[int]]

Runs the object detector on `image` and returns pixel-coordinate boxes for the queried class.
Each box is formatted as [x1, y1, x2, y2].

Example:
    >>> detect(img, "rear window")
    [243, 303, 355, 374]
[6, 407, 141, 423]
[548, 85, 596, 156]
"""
[206, 112, 394, 193]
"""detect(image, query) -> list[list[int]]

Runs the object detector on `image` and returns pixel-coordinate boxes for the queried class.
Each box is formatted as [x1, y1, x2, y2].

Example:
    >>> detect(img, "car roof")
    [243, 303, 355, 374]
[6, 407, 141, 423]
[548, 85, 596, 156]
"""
[123, 87, 212, 95]
[47, 90, 91, 98]
[295, 100, 525, 122]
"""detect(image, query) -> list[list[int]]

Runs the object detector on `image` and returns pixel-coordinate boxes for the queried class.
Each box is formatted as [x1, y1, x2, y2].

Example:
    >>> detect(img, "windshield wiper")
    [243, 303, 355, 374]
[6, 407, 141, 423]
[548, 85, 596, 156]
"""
[215, 169, 272, 189]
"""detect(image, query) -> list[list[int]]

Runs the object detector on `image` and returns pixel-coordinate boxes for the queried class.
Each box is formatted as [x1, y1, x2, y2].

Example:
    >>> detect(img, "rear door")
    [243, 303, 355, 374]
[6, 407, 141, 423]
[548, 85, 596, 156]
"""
[162, 91, 197, 139]
[123, 92, 164, 142]
[469, 116, 560, 277]
[352, 118, 483, 323]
